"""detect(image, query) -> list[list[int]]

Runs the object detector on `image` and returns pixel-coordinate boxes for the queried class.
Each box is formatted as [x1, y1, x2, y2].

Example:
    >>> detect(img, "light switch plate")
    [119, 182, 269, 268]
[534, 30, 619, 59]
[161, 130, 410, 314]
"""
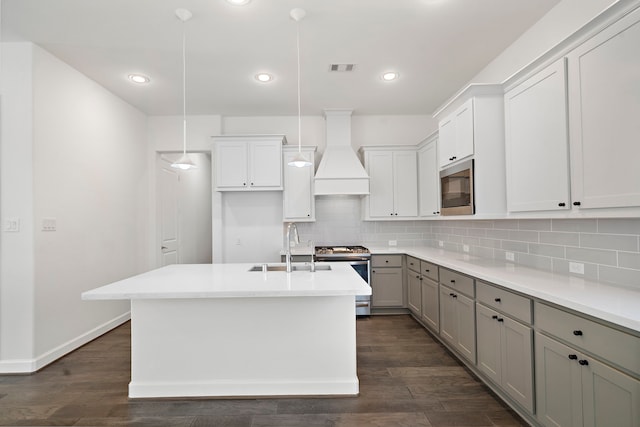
[4, 218, 20, 232]
[505, 252, 515, 262]
[438, 240, 444, 248]
[388, 240, 397, 246]
[462, 244, 470, 253]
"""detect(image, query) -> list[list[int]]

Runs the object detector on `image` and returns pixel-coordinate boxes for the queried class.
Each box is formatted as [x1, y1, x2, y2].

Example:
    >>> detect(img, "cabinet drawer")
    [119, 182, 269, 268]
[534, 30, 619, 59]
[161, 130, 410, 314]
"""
[420, 261, 439, 282]
[477, 281, 532, 324]
[440, 268, 474, 297]
[372, 255, 403, 268]
[536, 302, 640, 374]
[407, 256, 420, 273]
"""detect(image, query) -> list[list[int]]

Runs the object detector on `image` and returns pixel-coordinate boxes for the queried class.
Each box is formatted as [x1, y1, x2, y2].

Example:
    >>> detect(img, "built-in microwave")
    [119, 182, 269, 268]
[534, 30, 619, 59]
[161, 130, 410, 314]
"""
[440, 159, 474, 216]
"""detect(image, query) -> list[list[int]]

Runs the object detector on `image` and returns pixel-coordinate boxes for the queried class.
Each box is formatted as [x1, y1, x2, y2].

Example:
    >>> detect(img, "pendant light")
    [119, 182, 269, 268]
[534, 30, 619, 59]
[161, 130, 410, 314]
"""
[171, 8, 197, 170]
[288, 8, 312, 168]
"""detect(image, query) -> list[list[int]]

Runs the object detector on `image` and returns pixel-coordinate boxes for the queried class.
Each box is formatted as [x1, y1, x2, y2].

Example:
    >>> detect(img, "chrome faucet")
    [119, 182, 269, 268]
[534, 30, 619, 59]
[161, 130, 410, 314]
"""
[286, 222, 300, 273]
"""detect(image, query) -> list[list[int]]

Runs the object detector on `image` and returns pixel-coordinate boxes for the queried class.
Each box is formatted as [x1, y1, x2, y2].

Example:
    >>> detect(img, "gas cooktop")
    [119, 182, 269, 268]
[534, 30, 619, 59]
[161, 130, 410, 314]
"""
[315, 246, 370, 255]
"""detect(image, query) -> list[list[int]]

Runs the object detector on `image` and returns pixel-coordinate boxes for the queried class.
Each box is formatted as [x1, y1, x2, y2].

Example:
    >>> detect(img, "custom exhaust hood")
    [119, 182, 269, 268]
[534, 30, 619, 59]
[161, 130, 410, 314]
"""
[314, 109, 370, 195]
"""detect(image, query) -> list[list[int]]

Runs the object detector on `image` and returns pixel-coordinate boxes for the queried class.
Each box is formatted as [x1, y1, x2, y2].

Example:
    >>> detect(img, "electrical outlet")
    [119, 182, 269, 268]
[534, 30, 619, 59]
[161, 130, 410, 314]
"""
[505, 252, 515, 262]
[569, 262, 585, 275]
[388, 240, 397, 247]
[463, 244, 470, 253]
[438, 240, 444, 248]
[42, 218, 57, 231]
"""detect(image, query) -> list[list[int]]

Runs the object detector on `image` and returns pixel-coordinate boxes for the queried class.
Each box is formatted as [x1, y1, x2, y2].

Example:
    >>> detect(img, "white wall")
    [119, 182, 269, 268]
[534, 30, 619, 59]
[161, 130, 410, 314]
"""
[468, 0, 617, 84]
[0, 43, 36, 365]
[0, 42, 149, 371]
[221, 192, 283, 263]
[31, 45, 148, 359]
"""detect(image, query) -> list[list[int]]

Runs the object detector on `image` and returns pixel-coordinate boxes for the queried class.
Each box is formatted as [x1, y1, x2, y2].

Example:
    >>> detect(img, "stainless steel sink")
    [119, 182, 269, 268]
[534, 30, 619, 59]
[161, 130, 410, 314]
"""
[248, 264, 331, 272]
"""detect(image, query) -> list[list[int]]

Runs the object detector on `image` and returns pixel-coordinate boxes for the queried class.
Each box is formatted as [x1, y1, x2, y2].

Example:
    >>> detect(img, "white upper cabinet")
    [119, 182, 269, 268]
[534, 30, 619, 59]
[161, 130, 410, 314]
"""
[214, 135, 285, 191]
[361, 147, 418, 219]
[438, 98, 474, 168]
[283, 146, 316, 222]
[417, 134, 440, 217]
[434, 85, 506, 216]
[568, 7, 640, 210]
[504, 58, 571, 212]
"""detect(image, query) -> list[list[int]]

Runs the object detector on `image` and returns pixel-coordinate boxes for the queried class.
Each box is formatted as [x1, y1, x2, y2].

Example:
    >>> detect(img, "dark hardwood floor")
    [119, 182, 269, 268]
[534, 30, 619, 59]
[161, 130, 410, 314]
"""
[0, 315, 527, 426]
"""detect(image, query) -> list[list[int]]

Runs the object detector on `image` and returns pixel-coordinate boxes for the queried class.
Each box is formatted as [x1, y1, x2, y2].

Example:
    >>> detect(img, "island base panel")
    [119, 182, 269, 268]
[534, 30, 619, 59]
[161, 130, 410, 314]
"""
[129, 296, 359, 398]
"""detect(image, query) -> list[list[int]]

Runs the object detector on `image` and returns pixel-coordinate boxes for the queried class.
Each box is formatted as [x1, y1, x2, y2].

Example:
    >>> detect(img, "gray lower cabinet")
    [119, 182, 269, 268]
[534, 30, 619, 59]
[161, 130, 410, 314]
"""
[476, 303, 534, 413]
[371, 255, 404, 308]
[535, 332, 640, 427]
[407, 257, 422, 316]
[420, 276, 439, 333]
[535, 302, 640, 427]
[439, 283, 476, 364]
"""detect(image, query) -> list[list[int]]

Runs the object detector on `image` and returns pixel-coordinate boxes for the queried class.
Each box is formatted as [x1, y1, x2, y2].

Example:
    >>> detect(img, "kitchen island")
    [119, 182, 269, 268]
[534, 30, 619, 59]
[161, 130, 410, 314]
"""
[82, 263, 371, 399]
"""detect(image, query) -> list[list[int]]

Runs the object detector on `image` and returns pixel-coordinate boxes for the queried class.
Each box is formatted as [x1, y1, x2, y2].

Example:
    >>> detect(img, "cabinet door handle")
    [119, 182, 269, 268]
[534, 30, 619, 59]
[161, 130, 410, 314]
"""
[568, 354, 578, 360]
[452, 294, 457, 298]
[497, 318, 504, 322]
[416, 275, 420, 279]
[425, 269, 430, 272]
[450, 279, 455, 283]
[573, 330, 583, 336]
[573, 201, 581, 206]
[558, 202, 566, 207]
[578, 359, 589, 366]
[250, 182, 254, 186]
[492, 315, 498, 319]
[494, 298, 501, 302]
[243, 182, 247, 186]
[385, 260, 389, 263]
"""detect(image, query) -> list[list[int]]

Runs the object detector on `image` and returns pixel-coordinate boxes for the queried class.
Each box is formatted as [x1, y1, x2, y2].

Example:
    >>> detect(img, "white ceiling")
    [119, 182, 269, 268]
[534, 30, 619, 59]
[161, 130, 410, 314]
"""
[1, 0, 561, 116]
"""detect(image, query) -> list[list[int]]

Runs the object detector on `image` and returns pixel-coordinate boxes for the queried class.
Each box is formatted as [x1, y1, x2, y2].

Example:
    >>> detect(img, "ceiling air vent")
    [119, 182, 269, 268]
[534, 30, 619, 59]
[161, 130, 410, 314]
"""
[329, 64, 355, 72]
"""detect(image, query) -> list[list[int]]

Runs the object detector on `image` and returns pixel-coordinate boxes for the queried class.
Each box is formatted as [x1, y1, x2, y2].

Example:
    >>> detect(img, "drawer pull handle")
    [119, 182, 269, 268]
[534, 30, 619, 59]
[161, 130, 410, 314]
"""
[492, 315, 498, 319]
[450, 279, 456, 283]
[416, 275, 420, 279]
[425, 269, 430, 272]
[494, 298, 501, 302]
[568, 354, 578, 360]
[449, 293, 455, 297]
[578, 359, 589, 366]
[497, 318, 504, 322]
[573, 330, 583, 336]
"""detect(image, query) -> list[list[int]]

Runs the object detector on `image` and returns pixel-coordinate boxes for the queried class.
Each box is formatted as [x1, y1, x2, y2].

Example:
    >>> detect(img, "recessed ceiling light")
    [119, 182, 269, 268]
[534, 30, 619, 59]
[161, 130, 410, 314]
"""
[128, 74, 150, 84]
[227, 0, 251, 5]
[382, 72, 399, 81]
[255, 73, 274, 83]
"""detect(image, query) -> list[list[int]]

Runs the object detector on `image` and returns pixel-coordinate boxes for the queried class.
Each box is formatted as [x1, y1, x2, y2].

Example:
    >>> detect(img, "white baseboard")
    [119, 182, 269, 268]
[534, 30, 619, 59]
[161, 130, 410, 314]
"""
[0, 311, 130, 374]
[128, 378, 360, 399]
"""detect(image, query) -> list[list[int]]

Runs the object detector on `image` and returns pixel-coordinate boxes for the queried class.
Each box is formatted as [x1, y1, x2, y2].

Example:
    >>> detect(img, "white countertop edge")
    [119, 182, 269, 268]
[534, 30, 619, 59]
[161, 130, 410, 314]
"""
[82, 290, 370, 301]
[370, 246, 640, 333]
[82, 262, 372, 301]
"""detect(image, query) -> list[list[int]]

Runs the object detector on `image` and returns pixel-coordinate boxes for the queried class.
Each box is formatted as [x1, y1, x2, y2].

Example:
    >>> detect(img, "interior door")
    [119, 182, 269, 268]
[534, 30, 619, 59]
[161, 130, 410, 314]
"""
[159, 164, 180, 266]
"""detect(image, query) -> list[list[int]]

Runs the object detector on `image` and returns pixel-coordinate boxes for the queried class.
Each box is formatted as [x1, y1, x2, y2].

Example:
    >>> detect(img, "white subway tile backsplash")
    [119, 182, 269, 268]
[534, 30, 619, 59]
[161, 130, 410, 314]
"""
[493, 219, 519, 230]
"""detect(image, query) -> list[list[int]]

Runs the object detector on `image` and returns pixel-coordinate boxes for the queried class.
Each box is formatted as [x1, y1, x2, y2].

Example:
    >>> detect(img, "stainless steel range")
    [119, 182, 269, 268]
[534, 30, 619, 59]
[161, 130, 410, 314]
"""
[315, 245, 371, 316]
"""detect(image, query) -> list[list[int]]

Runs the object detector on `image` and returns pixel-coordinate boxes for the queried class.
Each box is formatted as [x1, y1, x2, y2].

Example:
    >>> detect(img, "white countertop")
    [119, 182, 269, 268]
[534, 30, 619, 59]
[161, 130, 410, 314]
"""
[370, 246, 640, 333]
[82, 262, 371, 301]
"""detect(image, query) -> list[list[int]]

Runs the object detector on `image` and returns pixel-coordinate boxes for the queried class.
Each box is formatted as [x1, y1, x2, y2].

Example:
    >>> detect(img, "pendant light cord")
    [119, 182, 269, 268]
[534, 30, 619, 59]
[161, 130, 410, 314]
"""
[182, 21, 187, 156]
[296, 19, 302, 154]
